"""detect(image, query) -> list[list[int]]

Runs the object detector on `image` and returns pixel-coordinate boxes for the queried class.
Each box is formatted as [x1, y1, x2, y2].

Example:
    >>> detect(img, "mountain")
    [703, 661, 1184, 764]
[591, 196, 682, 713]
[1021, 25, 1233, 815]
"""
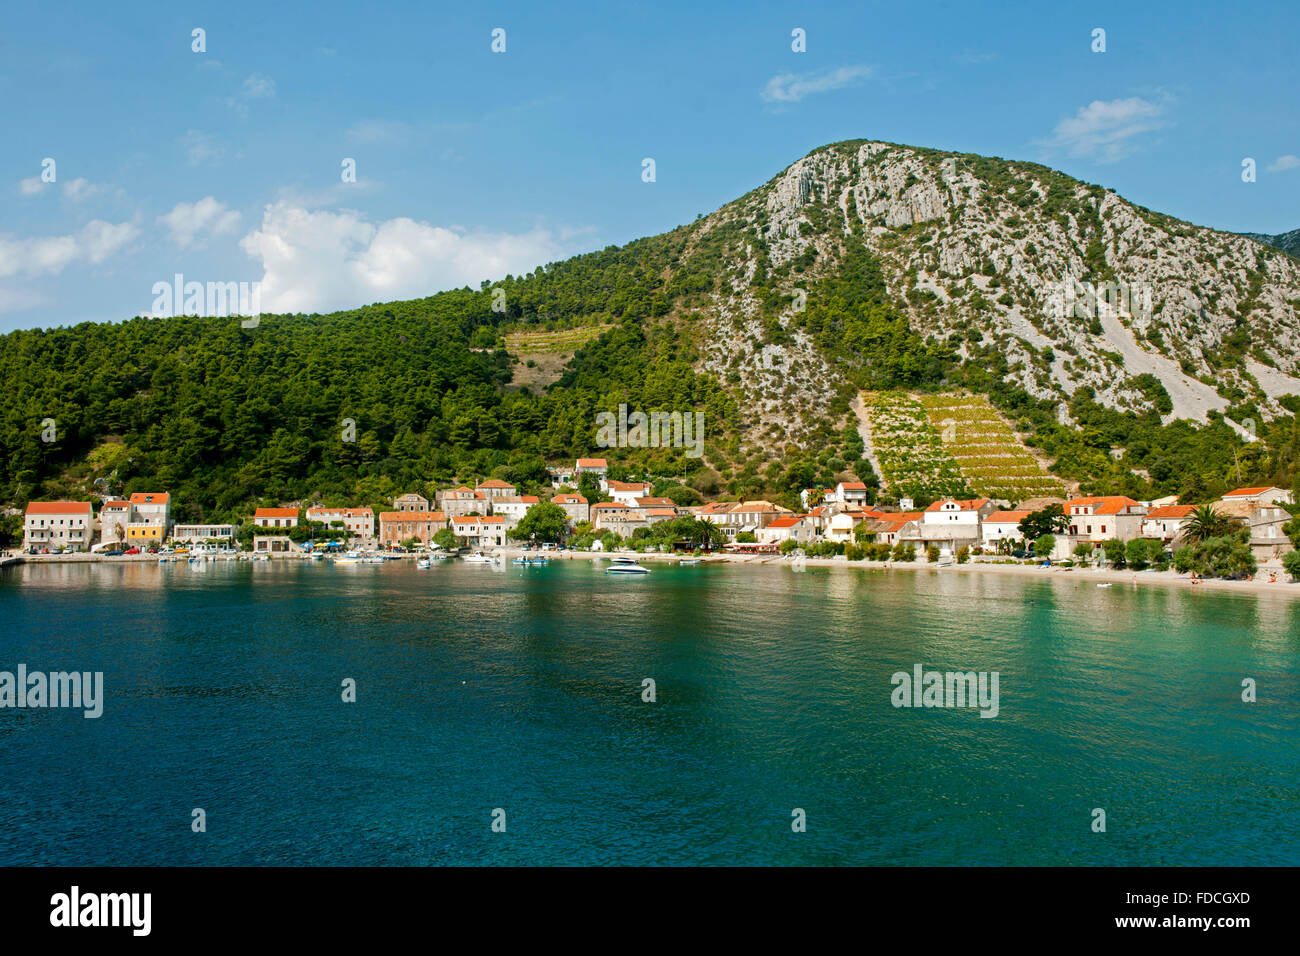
[1239, 227, 1300, 258]
[3, 139, 1300, 527]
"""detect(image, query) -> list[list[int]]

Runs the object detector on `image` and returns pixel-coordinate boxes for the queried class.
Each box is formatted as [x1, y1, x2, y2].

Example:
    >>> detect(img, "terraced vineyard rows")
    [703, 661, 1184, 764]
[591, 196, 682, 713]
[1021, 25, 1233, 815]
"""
[918, 394, 1065, 501]
[863, 391, 970, 498]
[504, 325, 616, 354]
[863, 391, 1065, 501]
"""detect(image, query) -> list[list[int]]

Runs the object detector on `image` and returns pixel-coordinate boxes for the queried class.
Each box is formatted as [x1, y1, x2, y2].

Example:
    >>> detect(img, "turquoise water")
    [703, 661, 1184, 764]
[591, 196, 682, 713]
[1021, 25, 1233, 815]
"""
[1, 558, 1298, 866]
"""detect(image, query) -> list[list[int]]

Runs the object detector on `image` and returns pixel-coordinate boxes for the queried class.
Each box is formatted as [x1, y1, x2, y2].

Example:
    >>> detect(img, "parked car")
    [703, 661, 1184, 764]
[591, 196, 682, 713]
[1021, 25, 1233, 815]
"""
[123, 547, 140, 555]
[102, 549, 123, 556]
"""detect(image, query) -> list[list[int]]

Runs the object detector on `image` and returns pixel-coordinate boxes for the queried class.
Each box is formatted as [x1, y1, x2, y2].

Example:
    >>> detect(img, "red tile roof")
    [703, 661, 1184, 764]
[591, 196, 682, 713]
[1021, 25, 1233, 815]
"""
[476, 479, 515, 489]
[838, 481, 868, 490]
[767, 516, 803, 529]
[26, 501, 91, 515]
[254, 507, 298, 518]
[576, 458, 607, 468]
[1224, 486, 1279, 497]
[553, 493, 587, 504]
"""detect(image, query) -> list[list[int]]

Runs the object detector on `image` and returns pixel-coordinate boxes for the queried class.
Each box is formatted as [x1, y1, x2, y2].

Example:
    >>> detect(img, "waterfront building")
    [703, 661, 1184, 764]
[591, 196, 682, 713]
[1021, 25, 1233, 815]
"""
[378, 511, 447, 547]
[253, 507, 299, 529]
[23, 501, 93, 551]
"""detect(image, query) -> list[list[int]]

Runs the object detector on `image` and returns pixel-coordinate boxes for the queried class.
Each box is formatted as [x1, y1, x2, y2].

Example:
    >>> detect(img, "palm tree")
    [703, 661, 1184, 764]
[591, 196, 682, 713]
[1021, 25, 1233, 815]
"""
[1182, 504, 1234, 545]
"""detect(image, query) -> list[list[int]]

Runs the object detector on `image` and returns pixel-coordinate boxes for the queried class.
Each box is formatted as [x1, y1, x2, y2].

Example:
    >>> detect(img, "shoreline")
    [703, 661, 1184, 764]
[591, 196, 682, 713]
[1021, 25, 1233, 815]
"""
[6, 547, 1298, 598]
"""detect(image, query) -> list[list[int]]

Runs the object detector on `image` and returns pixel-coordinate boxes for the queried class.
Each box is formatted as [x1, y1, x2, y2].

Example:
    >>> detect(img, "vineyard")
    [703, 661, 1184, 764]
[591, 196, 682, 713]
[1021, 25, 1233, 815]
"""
[863, 391, 1065, 501]
[863, 391, 970, 498]
[503, 325, 616, 354]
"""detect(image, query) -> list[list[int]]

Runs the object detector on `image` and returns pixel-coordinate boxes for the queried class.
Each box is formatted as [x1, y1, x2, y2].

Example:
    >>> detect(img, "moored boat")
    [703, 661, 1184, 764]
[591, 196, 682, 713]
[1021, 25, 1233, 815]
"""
[605, 556, 649, 575]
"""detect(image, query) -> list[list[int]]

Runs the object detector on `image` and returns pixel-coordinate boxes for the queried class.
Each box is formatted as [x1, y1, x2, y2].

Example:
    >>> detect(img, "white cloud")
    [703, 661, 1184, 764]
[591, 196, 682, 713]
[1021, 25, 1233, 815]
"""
[761, 65, 873, 103]
[0, 219, 139, 278]
[242, 73, 276, 98]
[19, 177, 47, 196]
[1267, 154, 1300, 173]
[63, 178, 101, 201]
[1038, 96, 1169, 163]
[183, 129, 223, 166]
[158, 197, 242, 248]
[227, 73, 276, 117]
[239, 201, 571, 314]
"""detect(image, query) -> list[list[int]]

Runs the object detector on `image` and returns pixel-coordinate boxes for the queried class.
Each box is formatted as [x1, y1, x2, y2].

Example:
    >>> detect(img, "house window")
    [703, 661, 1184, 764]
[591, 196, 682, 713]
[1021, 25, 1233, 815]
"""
[1101, 525, 1106, 534]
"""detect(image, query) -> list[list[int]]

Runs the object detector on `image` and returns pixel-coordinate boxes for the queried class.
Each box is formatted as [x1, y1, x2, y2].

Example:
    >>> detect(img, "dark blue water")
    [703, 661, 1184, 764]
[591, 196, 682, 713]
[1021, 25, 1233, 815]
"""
[2, 558, 1298, 865]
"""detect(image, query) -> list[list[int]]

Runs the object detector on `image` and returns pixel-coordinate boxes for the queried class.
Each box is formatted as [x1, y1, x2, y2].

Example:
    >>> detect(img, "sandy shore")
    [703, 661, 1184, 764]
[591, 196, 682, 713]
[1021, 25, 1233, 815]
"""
[7, 546, 1296, 597]
[564, 548, 1300, 597]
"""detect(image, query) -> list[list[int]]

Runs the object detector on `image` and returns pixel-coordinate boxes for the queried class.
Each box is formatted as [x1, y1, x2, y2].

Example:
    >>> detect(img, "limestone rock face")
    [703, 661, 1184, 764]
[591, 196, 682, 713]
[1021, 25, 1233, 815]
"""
[688, 140, 1300, 447]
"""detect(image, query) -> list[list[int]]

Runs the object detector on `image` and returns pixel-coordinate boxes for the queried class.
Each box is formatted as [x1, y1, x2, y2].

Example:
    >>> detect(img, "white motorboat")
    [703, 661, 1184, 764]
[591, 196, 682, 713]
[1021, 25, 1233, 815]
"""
[605, 557, 649, 575]
[416, 558, 431, 569]
[462, 553, 499, 565]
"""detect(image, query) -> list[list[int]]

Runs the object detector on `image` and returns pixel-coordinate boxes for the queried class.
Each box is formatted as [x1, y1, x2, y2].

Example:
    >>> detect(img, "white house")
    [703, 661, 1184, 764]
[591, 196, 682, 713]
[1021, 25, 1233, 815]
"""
[97, 500, 132, 545]
[835, 481, 870, 507]
[24, 501, 93, 551]
[981, 510, 1030, 549]
[172, 524, 238, 543]
[605, 480, 653, 505]
[451, 515, 507, 548]
[306, 506, 375, 539]
[1222, 486, 1293, 506]
[253, 507, 299, 529]
[759, 515, 816, 545]
[490, 495, 540, 529]
[1064, 496, 1147, 542]
[1140, 505, 1196, 543]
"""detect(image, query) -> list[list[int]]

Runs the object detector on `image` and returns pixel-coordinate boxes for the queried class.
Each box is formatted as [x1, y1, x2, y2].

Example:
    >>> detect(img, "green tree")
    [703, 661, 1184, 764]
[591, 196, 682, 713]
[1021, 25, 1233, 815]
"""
[1183, 504, 1235, 545]
[1034, 534, 1056, 558]
[1283, 550, 1300, 582]
[433, 528, 458, 550]
[1018, 504, 1069, 541]
[508, 501, 570, 543]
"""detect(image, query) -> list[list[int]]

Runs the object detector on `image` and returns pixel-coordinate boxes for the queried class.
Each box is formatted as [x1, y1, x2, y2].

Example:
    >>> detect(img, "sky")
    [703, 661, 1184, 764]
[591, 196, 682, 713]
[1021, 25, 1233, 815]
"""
[2, 0, 1297, 332]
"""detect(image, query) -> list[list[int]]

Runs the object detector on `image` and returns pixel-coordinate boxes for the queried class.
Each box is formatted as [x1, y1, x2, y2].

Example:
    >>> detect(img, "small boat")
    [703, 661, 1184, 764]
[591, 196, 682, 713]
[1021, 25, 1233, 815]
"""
[462, 553, 499, 565]
[605, 557, 649, 575]
[416, 558, 431, 569]
[678, 558, 702, 566]
[1096, 583, 1113, 588]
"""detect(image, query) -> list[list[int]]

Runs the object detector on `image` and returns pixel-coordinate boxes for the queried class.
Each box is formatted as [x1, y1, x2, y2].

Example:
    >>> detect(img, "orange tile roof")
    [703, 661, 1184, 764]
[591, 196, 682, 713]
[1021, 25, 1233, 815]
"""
[378, 511, 446, 522]
[26, 501, 92, 515]
[129, 492, 170, 504]
[476, 479, 515, 489]
[576, 458, 608, 468]
[1066, 496, 1142, 515]
[838, 481, 868, 490]
[254, 507, 298, 518]
[925, 497, 990, 512]
[1224, 486, 1278, 497]
[767, 516, 804, 529]
[553, 493, 587, 504]
[1145, 505, 1196, 519]
[985, 510, 1031, 524]
[606, 480, 651, 491]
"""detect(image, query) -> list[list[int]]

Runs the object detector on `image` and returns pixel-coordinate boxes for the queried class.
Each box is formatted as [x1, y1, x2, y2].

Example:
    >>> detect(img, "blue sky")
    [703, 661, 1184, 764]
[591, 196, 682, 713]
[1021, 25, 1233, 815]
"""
[2, 0, 1297, 332]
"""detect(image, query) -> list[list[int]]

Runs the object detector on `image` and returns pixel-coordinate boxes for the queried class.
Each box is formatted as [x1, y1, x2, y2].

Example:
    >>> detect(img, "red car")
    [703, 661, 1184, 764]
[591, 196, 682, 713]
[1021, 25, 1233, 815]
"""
[124, 547, 141, 555]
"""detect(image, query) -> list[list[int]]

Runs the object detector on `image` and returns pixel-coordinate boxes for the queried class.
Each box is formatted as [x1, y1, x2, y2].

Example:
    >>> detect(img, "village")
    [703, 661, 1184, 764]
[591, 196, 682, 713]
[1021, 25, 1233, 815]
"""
[11, 456, 1298, 580]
